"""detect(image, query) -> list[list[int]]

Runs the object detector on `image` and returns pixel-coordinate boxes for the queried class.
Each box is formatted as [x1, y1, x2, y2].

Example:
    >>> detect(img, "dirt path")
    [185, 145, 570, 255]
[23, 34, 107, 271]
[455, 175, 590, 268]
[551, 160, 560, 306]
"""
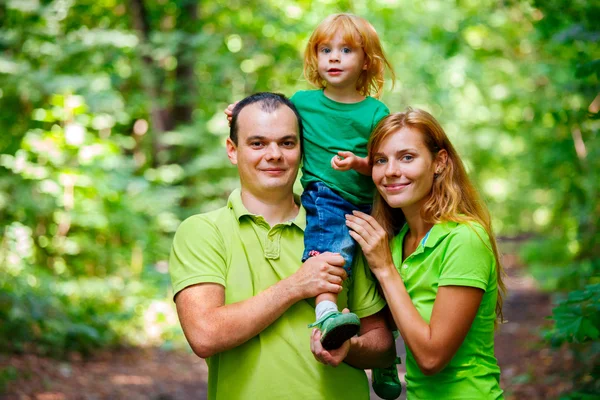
[1, 252, 571, 400]
[494, 253, 572, 399]
[0, 348, 207, 400]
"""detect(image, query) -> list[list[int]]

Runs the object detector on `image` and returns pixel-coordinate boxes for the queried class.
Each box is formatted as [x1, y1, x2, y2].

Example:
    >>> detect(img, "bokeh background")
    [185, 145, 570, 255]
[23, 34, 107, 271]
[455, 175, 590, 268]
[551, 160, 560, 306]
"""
[0, 0, 598, 399]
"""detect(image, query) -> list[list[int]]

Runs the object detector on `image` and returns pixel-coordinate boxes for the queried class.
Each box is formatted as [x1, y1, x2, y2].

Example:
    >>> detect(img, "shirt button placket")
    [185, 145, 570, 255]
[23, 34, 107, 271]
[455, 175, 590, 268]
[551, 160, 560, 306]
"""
[265, 226, 280, 259]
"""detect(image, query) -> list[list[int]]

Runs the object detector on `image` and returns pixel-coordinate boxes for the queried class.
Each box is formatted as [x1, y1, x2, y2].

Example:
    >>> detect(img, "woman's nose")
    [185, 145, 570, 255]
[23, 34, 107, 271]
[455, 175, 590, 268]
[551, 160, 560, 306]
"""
[385, 160, 401, 177]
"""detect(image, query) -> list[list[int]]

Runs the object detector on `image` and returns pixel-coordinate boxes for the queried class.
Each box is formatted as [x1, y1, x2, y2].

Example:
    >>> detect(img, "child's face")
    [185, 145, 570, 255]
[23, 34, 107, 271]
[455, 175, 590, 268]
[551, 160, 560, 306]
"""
[317, 32, 366, 92]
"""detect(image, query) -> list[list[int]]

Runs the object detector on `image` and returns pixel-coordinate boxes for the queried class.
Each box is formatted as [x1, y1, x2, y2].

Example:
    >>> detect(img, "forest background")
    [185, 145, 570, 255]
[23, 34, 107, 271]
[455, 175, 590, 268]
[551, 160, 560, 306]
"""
[0, 0, 598, 398]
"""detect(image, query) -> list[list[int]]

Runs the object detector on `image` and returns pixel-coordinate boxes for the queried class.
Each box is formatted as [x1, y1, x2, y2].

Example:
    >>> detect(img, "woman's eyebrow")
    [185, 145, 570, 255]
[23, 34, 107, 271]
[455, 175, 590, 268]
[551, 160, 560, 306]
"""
[373, 148, 417, 156]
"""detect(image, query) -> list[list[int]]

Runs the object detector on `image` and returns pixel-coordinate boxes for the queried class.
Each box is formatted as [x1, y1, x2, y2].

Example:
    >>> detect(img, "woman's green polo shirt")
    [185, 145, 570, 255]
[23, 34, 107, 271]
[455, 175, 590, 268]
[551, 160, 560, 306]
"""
[391, 221, 503, 399]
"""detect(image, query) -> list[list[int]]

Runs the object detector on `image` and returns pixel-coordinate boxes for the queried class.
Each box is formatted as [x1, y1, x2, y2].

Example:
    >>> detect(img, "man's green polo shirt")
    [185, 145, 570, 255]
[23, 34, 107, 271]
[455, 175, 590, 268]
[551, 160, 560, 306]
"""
[391, 221, 503, 399]
[169, 189, 386, 400]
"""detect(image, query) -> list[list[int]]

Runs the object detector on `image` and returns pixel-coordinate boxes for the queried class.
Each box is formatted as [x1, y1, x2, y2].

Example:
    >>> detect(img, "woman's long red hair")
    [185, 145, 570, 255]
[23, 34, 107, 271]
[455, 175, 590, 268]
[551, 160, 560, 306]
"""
[369, 108, 505, 325]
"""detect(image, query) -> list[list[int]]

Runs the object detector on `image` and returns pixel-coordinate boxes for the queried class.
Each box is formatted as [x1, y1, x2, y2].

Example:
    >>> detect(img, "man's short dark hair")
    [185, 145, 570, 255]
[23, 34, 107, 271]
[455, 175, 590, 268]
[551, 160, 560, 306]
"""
[229, 92, 303, 147]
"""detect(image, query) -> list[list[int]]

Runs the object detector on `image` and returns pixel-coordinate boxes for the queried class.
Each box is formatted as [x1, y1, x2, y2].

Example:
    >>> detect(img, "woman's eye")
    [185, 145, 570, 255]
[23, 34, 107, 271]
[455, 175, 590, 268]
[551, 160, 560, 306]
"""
[402, 155, 414, 162]
[374, 158, 387, 165]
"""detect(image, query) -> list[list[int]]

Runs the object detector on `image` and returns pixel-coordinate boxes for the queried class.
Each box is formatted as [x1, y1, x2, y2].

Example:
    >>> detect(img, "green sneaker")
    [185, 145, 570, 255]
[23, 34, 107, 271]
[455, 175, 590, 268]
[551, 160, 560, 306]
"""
[308, 311, 360, 350]
[372, 357, 402, 399]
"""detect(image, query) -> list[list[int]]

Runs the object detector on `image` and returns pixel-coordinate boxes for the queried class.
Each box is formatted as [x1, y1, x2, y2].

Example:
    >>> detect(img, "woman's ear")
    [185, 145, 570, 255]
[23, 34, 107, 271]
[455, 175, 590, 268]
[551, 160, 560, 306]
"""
[435, 149, 448, 175]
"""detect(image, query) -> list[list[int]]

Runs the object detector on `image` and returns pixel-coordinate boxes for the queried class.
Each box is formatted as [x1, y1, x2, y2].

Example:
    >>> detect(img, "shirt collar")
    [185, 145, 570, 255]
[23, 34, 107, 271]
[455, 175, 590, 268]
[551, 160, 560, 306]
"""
[227, 188, 306, 231]
[397, 220, 459, 249]
[424, 221, 459, 248]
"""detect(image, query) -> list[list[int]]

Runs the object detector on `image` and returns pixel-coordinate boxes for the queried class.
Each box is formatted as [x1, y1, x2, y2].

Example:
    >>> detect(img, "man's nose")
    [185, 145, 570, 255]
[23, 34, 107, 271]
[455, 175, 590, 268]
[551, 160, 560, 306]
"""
[265, 143, 283, 160]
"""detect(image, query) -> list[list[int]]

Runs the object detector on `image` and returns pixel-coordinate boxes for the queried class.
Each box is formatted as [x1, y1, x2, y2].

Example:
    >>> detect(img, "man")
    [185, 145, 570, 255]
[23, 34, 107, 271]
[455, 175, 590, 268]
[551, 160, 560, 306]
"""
[169, 92, 394, 399]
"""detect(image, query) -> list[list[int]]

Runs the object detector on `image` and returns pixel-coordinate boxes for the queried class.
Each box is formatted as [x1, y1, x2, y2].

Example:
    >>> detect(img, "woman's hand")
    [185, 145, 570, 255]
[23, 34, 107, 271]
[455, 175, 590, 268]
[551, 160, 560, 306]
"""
[346, 211, 394, 277]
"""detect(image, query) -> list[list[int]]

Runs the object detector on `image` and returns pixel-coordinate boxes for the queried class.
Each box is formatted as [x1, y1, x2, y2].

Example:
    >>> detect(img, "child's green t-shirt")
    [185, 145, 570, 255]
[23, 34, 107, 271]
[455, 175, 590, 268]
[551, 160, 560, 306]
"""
[291, 90, 389, 205]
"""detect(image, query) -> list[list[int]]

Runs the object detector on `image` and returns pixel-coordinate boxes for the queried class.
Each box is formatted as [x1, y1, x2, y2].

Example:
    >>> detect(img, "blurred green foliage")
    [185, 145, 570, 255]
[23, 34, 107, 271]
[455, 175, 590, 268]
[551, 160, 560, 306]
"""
[0, 366, 18, 393]
[544, 282, 600, 399]
[0, 0, 598, 396]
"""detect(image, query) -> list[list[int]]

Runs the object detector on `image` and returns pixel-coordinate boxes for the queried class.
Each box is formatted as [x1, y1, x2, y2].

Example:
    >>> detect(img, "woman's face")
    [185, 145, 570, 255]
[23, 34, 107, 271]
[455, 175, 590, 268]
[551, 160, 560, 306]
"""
[371, 127, 440, 215]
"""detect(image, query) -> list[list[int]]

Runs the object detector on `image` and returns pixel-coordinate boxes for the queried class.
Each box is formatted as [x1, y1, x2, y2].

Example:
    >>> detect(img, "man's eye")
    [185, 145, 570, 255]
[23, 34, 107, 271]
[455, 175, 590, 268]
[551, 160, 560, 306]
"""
[250, 142, 263, 147]
[282, 141, 296, 148]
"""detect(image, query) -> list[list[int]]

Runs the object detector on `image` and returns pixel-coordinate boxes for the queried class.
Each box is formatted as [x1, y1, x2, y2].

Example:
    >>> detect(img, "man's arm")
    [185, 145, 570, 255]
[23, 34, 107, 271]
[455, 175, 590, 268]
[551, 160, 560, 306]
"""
[346, 308, 396, 368]
[176, 253, 347, 359]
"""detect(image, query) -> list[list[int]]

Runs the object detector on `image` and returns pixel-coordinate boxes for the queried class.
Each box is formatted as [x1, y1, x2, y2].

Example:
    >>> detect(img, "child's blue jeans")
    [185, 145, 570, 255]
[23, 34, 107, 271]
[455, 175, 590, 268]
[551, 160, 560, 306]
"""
[301, 182, 371, 276]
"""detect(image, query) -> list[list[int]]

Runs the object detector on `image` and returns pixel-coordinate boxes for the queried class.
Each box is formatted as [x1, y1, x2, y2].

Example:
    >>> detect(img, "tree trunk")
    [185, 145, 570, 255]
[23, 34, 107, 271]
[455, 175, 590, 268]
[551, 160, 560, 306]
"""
[173, 0, 199, 124]
[127, 0, 172, 165]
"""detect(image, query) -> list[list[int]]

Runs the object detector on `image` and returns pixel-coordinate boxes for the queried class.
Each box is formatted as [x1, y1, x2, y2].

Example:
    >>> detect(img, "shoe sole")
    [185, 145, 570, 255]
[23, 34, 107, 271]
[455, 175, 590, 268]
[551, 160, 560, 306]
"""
[372, 385, 402, 400]
[321, 323, 360, 350]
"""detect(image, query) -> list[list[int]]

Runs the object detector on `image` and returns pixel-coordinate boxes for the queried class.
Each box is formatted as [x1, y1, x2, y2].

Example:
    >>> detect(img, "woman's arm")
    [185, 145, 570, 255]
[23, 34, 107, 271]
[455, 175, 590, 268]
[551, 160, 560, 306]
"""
[346, 211, 484, 375]
[374, 268, 483, 375]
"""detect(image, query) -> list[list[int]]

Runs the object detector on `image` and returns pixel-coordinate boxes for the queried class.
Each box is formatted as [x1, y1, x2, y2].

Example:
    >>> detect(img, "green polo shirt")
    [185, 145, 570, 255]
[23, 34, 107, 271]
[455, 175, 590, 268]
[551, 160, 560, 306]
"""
[291, 90, 389, 205]
[169, 189, 386, 400]
[391, 221, 503, 399]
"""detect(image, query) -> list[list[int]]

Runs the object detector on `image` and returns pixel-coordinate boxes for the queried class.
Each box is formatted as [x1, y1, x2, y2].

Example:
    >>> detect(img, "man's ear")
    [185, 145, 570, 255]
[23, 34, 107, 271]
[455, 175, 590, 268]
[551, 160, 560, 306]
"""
[226, 137, 238, 165]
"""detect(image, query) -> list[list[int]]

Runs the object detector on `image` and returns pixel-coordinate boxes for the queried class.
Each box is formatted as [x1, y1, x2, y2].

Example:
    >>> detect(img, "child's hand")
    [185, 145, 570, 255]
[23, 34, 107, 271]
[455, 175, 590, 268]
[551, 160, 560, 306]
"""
[224, 101, 239, 126]
[331, 151, 357, 171]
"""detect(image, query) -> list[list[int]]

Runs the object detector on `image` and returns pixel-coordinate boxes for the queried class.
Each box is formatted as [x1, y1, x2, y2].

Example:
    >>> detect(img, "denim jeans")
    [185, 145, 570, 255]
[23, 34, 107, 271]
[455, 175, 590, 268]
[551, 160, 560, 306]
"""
[301, 182, 372, 276]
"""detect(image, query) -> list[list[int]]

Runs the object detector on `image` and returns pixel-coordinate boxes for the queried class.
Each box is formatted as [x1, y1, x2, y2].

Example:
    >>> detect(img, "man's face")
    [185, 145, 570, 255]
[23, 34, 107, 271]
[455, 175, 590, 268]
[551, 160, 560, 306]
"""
[227, 103, 301, 198]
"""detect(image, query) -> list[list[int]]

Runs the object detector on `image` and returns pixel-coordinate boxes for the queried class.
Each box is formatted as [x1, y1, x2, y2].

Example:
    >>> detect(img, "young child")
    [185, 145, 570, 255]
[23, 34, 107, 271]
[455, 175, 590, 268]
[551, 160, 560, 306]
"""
[226, 13, 402, 399]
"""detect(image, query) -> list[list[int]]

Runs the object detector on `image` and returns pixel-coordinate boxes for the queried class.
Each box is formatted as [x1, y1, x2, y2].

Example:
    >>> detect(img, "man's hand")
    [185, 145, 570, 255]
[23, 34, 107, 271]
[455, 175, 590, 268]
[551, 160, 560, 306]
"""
[288, 252, 347, 300]
[224, 101, 239, 125]
[310, 308, 352, 367]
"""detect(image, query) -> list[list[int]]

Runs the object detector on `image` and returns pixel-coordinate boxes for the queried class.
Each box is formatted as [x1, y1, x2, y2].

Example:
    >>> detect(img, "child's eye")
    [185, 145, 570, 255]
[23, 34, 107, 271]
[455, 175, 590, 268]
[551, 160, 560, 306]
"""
[320, 47, 331, 54]
[342, 47, 352, 54]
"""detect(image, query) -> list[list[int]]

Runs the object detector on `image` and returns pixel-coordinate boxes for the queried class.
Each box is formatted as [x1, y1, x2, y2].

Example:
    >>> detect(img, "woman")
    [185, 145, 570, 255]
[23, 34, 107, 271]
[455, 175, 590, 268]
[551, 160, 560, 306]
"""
[345, 108, 505, 399]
